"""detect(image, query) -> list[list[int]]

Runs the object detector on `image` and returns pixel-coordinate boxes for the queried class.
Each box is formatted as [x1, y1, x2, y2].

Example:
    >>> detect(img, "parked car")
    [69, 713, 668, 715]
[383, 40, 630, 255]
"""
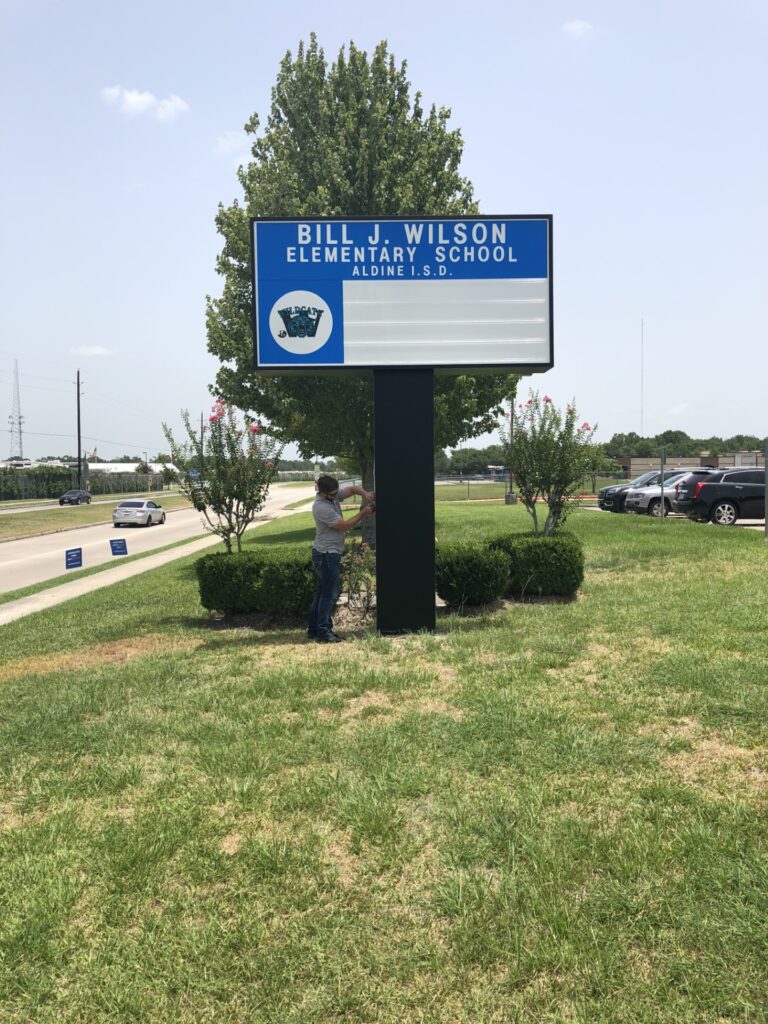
[609, 469, 695, 516]
[674, 468, 765, 525]
[669, 469, 722, 513]
[606, 471, 700, 520]
[598, 471, 665, 513]
[112, 499, 166, 527]
[59, 489, 91, 505]
[624, 472, 694, 516]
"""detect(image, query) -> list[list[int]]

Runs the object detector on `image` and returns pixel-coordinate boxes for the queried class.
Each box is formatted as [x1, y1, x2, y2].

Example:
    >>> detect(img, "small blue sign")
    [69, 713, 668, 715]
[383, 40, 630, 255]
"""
[65, 548, 83, 570]
[110, 538, 128, 556]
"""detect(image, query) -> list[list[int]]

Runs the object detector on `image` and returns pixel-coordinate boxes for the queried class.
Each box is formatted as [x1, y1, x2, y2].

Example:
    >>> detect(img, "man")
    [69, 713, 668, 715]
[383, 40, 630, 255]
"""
[308, 475, 374, 643]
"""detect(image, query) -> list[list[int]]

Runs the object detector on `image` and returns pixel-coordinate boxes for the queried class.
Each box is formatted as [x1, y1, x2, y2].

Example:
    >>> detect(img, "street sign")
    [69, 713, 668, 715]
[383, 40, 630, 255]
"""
[110, 538, 128, 556]
[251, 216, 552, 372]
[65, 548, 82, 570]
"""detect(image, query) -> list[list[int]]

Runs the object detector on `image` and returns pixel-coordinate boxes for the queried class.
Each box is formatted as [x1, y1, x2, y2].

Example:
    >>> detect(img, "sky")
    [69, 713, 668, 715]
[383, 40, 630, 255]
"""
[1, 0, 766, 461]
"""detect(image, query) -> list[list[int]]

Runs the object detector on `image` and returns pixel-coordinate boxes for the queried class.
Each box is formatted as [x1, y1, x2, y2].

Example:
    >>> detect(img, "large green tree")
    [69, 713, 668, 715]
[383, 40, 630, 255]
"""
[206, 36, 517, 497]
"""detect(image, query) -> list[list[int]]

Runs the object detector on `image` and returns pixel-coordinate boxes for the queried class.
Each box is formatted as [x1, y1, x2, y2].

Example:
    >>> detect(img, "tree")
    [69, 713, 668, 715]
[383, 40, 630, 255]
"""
[206, 36, 518, 542]
[501, 391, 597, 535]
[163, 400, 282, 553]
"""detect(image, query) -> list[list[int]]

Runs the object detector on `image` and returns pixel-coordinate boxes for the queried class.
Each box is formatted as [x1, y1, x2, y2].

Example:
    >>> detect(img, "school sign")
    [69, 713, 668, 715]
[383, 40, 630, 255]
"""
[249, 214, 554, 634]
[250, 216, 552, 373]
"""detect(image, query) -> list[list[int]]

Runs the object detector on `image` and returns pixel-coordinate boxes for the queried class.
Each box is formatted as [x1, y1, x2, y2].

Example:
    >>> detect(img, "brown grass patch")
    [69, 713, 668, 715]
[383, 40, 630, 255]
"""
[219, 831, 243, 855]
[649, 718, 768, 796]
[0, 634, 204, 684]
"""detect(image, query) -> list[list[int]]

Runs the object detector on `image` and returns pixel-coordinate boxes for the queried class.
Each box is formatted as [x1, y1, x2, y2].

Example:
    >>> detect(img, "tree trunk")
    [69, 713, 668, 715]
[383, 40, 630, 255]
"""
[360, 452, 376, 548]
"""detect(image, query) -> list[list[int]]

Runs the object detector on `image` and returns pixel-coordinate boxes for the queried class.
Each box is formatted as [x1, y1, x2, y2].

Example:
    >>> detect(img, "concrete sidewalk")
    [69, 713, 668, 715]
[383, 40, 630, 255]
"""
[0, 502, 308, 627]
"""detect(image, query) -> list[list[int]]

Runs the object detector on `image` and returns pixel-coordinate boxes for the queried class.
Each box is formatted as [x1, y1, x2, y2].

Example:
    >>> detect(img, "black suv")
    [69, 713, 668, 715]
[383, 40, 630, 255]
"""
[59, 489, 91, 505]
[599, 470, 683, 513]
[675, 468, 765, 525]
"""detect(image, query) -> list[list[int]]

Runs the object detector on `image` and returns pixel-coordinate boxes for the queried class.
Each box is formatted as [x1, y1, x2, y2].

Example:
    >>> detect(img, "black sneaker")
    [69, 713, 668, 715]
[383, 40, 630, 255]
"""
[316, 634, 342, 644]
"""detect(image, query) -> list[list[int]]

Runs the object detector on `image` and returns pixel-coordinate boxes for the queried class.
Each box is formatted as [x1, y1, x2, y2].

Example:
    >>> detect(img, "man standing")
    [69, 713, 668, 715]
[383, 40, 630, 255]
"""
[308, 475, 374, 643]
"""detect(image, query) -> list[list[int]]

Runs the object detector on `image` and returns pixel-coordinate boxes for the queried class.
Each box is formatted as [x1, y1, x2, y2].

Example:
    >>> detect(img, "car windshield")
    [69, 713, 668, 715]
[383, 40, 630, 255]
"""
[118, 501, 145, 508]
[629, 472, 657, 487]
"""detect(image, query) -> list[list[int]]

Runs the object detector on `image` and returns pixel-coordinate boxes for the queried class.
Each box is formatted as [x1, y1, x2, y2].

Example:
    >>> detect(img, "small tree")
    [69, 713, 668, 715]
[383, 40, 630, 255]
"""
[501, 391, 597, 535]
[163, 400, 282, 553]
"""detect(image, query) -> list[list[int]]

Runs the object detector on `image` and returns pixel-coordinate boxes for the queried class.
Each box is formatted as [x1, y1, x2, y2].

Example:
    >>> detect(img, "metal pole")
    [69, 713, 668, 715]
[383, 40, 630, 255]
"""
[374, 369, 435, 633]
[659, 444, 666, 521]
[640, 318, 644, 436]
[76, 369, 82, 489]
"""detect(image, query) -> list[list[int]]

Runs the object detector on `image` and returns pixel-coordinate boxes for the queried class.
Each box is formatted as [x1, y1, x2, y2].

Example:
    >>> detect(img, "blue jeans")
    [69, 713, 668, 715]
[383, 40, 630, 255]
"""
[307, 549, 342, 639]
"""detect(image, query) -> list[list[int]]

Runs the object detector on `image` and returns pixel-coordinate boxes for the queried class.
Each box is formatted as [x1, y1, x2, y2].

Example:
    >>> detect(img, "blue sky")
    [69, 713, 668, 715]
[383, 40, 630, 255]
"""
[1, 0, 766, 460]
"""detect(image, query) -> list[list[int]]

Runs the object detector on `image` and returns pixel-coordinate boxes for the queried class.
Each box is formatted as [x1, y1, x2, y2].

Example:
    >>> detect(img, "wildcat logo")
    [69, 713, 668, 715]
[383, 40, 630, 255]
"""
[277, 305, 324, 339]
[268, 290, 333, 356]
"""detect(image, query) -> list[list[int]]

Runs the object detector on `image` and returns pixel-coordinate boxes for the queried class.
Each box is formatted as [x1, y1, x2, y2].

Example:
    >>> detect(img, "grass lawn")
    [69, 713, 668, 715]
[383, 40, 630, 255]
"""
[1, 507, 767, 1022]
[0, 494, 193, 542]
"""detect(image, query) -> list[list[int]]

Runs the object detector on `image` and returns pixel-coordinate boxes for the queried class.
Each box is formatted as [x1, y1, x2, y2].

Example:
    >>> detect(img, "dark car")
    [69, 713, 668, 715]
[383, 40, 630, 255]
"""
[59, 489, 91, 505]
[675, 468, 765, 525]
[598, 470, 683, 513]
[668, 469, 721, 513]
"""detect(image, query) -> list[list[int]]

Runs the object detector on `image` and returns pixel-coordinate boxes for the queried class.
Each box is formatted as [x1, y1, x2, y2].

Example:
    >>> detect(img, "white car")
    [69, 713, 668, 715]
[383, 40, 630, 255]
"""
[112, 499, 166, 527]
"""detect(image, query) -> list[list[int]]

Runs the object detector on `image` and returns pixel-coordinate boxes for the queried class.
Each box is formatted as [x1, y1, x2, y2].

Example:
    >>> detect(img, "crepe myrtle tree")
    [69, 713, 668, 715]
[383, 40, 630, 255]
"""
[501, 391, 597, 535]
[163, 401, 282, 553]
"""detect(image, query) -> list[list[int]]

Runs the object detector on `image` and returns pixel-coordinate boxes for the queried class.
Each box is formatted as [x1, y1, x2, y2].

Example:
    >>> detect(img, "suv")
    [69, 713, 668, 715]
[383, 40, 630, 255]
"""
[614, 471, 696, 520]
[675, 468, 765, 525]
[598, 471, 666, 513]
[59, 489, 91, 505]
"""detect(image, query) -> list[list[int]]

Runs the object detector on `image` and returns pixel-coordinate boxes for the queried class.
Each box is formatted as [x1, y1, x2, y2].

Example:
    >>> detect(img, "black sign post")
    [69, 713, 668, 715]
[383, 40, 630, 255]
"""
[373, 369, 436, 633]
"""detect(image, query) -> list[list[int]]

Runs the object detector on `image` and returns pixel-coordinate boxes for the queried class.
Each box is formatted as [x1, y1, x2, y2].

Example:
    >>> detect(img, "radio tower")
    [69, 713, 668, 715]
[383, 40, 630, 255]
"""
[8, 359, 24, 460]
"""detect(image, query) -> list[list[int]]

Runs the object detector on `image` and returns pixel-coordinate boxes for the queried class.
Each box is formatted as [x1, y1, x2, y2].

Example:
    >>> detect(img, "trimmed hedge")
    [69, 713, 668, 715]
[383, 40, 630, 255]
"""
[196, 546, 315, 616]
[488, 532, 584, 597]
[435, 543, 509, 608]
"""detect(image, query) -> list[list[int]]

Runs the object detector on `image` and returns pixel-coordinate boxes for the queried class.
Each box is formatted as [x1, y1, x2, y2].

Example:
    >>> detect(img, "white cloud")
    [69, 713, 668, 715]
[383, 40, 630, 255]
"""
[69, 345, 112, 356]
[101, 85, 190, 122]
[562, 19, 595, 41]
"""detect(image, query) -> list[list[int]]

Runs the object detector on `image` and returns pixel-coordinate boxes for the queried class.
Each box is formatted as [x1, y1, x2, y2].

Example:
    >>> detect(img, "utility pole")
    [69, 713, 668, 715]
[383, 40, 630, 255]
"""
[640, 318, 644, 436]
[8, 358, 24, 460]
[76, 369, 82, 488]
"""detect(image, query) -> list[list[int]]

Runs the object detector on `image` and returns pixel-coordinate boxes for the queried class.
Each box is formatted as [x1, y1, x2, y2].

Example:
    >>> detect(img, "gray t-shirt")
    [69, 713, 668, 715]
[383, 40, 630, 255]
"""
[312, 487, 351, 554]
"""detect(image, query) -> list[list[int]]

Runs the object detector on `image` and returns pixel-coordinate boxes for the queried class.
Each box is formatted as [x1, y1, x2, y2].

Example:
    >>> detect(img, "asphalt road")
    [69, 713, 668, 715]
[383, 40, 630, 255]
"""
[0, 494, 174, 516]
[0, 485, 313, 594]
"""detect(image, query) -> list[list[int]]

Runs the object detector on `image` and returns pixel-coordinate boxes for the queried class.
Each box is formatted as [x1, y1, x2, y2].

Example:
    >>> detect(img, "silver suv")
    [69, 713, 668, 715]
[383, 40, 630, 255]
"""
[624, 471, 693, 516]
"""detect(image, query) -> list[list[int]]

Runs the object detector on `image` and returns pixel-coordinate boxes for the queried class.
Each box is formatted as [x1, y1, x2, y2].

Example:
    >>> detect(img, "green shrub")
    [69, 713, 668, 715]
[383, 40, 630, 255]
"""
[488, 532, 584, 597]
[435, 543, 509, 609]
[196, 546, 315, 616]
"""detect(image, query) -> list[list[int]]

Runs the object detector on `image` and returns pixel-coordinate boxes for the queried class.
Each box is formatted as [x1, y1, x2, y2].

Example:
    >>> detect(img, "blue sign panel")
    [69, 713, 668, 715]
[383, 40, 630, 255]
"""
[251, 216, 552, 372]
[65, 548, 83, 570]
[110, 538, 128, 556]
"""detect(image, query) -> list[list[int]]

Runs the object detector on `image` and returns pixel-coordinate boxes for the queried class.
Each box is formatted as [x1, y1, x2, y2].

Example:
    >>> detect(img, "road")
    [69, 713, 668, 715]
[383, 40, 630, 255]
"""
[0, 494, 177, 516]
[0, 485, 313, 594]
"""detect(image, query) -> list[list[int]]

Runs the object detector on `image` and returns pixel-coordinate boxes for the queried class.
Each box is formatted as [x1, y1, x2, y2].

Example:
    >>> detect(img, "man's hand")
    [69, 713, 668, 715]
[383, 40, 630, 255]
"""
[360, 503, 375, 517]
[361, 489, 375, 502]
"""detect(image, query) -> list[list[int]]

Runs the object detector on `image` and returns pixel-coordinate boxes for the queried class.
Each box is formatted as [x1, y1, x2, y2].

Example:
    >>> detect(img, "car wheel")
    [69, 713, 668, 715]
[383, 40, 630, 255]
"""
[145, 516, 152, 527]
[647, 499, 667, 517]
[711, 501, 738, 526]
[160, 513, 166, 524]
[74, 498, 80, 505]
[113, 523, 120, 528]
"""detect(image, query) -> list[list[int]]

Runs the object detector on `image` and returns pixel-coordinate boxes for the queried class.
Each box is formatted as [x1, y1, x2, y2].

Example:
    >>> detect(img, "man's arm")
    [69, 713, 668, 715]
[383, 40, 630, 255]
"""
[328, 504, 375, 533]
[343, 485, 375, 502]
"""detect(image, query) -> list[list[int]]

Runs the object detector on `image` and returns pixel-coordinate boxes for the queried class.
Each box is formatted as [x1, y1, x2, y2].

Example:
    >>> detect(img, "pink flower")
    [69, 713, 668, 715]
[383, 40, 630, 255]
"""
[266, 460, 273, 468]
[581, 421, 592, 431]
[543, 395, 552, 403]
[249, 424, 261, 433]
